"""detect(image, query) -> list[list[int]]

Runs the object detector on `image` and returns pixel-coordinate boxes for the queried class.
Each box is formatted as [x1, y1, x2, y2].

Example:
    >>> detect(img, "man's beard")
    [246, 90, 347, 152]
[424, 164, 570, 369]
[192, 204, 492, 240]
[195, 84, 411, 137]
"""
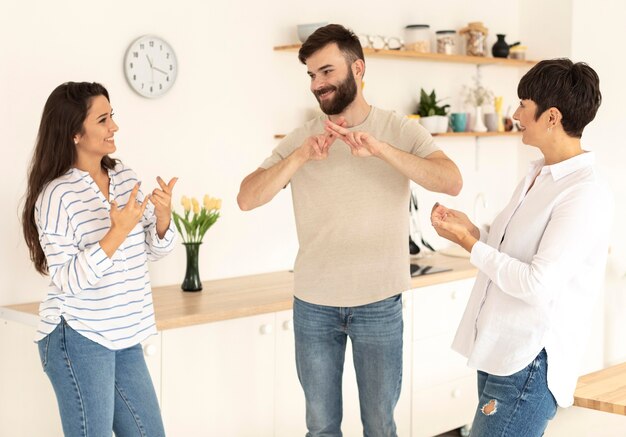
[314, 72, 358, 115]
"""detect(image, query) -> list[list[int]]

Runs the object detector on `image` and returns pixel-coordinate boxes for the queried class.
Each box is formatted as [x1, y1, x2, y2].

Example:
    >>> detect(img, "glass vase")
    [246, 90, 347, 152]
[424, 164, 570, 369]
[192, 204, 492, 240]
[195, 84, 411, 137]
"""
[182, 242, 202, 292]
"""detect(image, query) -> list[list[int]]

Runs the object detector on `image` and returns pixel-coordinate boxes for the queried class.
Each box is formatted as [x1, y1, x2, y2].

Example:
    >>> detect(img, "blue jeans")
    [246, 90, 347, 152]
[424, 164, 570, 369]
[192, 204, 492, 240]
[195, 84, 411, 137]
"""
[293, 294, 403, 437]
[37, 319, 165, 437]
[470, 349, 557, 437]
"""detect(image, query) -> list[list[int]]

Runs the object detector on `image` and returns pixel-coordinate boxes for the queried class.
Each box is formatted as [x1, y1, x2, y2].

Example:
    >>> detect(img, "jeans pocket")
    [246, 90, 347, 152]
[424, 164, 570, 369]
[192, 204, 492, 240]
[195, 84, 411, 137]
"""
[37, 334, 51, 371]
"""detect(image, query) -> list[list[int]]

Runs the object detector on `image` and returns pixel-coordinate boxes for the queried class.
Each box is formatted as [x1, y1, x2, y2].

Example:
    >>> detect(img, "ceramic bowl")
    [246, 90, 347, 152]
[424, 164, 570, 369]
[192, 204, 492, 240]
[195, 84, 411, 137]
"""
[297, 22, 328, 43]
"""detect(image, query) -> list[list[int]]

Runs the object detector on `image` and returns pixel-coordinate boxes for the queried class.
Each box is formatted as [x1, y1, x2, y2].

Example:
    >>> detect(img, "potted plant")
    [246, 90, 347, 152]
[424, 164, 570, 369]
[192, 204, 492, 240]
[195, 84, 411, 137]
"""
[416, 88, 450, 134]
[172, 195, 222, 291]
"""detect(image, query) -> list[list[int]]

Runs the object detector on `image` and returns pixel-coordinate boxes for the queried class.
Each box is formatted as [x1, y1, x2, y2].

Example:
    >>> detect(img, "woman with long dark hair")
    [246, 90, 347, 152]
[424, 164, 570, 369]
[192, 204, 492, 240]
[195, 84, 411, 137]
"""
[22, 82, 176, 436]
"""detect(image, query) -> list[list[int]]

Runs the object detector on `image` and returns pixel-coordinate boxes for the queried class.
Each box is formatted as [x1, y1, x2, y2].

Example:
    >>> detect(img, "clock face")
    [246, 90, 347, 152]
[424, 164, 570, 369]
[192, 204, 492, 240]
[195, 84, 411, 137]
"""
[124, 35, 177, 98]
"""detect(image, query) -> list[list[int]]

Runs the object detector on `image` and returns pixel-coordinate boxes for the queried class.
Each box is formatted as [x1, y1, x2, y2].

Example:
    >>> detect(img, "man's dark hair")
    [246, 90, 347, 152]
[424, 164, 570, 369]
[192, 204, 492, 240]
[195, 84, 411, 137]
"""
[517, 58, 601, 138]
[298, 24, 364, 66]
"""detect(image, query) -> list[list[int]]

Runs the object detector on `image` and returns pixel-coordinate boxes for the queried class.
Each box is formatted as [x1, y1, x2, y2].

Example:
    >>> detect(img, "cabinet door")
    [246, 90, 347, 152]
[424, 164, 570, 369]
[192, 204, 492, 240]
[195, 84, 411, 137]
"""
[412, 278, 476, 436]
[412, 375, 477, 437]
[160, 313, 275, 437]
[142, 333, 162, 405]
[341, 293, 413, 437]
[0, 316, 62, 437]
[274, 309, 307, 436]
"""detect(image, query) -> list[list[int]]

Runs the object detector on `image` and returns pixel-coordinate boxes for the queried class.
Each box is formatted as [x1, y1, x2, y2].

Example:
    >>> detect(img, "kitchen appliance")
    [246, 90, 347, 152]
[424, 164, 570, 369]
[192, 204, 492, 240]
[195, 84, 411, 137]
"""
[410, 263, 452, 276]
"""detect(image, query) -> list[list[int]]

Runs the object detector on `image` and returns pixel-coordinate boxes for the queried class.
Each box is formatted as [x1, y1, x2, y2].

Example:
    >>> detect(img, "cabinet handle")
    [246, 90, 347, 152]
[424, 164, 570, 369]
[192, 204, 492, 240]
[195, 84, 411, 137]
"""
[452, 388, 462, 398]
[282, 319, 293, 331]
[143, 344, 157, 357]
[259, 324, 274, 335]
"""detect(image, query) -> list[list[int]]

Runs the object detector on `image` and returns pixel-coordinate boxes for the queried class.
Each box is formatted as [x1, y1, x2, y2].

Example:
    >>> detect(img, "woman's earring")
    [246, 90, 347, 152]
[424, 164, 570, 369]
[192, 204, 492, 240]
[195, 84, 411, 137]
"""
[547, 126, 552, 133]
[74, 138, 78, 145]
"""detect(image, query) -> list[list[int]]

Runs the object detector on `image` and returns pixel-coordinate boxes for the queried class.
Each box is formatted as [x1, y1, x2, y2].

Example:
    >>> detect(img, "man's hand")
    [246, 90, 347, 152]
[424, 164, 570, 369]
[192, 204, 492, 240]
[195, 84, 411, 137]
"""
[324, 119, 387, 157]
[299, 117, 347, 161]
[430, 203, 479, 252]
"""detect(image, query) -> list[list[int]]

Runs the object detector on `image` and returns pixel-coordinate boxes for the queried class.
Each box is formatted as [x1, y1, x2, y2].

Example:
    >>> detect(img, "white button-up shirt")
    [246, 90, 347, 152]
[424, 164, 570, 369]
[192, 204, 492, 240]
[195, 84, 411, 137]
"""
[452, 152, 613, 407]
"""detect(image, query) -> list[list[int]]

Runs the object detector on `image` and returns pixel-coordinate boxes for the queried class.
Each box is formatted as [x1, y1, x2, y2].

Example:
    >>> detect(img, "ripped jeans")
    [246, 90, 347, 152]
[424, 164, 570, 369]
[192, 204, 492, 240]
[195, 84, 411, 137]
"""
[470, 349, 558, 437]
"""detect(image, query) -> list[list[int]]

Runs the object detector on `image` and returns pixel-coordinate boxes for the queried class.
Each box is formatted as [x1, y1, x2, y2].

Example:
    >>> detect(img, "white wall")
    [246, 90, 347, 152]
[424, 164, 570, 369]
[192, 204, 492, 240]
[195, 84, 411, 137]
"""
[571, 0, 626, 364]
[2, 0, 531, 306]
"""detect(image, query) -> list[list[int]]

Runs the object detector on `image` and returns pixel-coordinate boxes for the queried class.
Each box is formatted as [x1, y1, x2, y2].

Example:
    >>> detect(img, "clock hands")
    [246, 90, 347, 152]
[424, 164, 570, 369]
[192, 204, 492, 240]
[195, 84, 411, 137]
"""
[146, 54, 168, 78]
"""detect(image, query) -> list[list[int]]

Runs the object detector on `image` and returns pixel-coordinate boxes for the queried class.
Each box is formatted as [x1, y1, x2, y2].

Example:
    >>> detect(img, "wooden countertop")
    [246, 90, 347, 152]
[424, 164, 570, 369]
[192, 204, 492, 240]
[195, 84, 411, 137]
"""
[574, 362, 626, 415]
[5, 253, 476, 331]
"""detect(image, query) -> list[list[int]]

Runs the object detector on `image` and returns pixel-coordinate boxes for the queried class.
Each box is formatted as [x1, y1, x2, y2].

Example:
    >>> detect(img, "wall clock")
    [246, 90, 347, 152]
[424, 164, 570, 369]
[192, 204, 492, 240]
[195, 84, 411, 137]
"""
[124, 35, 178, 98]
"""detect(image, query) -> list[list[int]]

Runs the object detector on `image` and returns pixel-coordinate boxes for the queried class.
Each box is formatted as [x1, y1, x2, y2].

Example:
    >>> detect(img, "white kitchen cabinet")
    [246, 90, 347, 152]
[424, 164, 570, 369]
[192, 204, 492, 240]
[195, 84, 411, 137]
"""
[411, 278, 477, 437]
[0, 314, 62, 437]
[274, 309, 307, 436]
[160, 312, 276, 437]
[142, 332, 162, 404]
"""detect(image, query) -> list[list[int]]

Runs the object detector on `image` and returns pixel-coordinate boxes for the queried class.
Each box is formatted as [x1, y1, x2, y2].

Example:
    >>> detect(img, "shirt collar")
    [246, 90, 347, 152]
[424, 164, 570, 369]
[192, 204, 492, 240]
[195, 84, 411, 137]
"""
[529, 151, 595, 181]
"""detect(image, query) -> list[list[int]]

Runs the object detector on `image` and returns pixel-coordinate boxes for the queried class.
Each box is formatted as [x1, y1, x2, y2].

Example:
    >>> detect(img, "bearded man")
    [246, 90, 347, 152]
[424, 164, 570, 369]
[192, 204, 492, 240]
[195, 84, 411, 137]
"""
[237, 24, 462, 437]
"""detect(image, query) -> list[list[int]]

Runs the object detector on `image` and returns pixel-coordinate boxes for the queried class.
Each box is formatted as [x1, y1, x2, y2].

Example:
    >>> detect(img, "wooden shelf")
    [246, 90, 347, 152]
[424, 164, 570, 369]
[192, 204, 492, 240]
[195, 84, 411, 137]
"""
[433, 131, 521, 137]
[274, 131, 520, 140]
[274, 44, 537, 67]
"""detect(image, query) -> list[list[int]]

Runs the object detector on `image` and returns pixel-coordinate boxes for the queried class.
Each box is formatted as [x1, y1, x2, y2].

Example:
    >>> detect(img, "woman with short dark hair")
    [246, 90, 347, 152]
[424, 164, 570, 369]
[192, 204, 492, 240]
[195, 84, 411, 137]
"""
[22, 82, 177, 436]
[431, 59, 612, 436]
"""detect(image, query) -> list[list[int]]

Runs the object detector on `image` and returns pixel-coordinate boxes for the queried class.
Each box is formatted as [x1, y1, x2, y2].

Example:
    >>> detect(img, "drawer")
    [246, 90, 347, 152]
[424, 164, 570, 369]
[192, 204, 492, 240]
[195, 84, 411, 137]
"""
[412, 375, 478, 437]
[412, 279, 473, 340]
[412, 333, 474, 389]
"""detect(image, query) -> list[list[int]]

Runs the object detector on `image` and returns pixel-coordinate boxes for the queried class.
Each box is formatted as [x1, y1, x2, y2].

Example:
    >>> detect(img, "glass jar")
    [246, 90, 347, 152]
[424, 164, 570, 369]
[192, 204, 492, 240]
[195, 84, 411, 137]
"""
[404, 24, 431, 53]
[435, 30, 456, 55]
[459, 22, 488, 57]
[509, 45, 527, 60]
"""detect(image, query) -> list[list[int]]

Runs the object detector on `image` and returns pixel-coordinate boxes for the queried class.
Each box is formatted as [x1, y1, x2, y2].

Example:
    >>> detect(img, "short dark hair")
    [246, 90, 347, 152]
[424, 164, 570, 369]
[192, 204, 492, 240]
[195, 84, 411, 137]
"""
[517, 58, 601, 138]
[298, 24, 364, 65]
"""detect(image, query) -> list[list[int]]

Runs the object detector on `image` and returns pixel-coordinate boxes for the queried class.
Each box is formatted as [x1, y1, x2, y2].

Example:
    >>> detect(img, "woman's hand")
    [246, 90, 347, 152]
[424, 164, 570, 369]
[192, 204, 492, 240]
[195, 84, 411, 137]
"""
[101, 183, 150, 258]
[431, 203, 479, 252]
[151, 176, 178, 222]
[151, 176, 178, 238]
[110, 183, 150, 236]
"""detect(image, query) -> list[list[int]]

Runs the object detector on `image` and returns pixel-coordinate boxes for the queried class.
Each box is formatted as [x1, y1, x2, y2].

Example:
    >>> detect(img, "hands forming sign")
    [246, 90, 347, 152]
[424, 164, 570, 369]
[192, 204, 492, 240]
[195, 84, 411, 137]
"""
[300, 117, 348, 161]
[150, 176, 178, 223]
[324, 119, 386, 158]
[110, 183, 150, 236]
[430, 203, 479, 251]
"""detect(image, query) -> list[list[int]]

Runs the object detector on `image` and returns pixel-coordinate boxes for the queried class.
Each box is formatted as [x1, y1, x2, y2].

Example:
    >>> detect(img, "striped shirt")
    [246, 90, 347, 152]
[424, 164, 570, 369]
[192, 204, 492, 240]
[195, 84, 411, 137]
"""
[34, 163, 176, 350]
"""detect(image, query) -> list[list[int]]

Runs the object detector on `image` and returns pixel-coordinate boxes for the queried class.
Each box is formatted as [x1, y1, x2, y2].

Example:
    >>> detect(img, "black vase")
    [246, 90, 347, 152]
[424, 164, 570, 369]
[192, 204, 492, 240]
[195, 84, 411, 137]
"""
[181, 242, 203, 291]
[492, 34, 509, 58]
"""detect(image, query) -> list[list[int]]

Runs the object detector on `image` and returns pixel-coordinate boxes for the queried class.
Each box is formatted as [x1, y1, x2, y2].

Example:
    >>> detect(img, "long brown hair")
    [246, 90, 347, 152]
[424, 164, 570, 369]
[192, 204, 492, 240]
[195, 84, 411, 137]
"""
[22, 82, 118, 275]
